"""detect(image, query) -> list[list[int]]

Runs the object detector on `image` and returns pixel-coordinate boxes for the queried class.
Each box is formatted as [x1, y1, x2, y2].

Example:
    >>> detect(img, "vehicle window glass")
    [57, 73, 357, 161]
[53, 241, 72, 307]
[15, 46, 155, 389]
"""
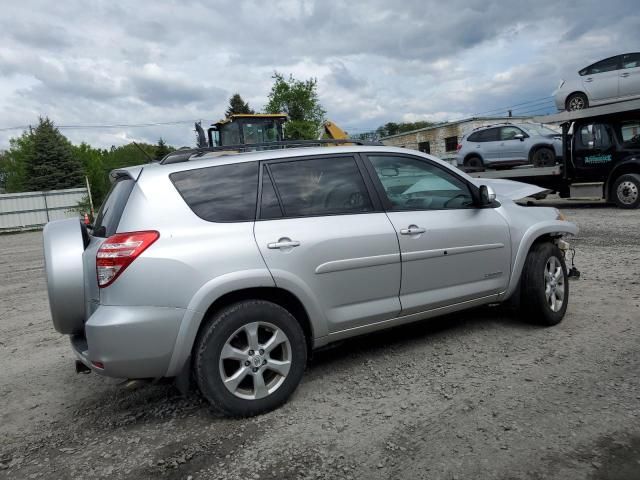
[93, 177, 135, 237]
[577, 124, 612, 150]
[620, 120, 640, 145]
[369, 155, 473, 210]
[500, 126, 523, 141]
[242, 121, 279, 144]
[622, 53, 640, 69]
[474, 128, 499, 142]
[170, 162, 259, 222]
[259, 168, 283, 219]
[585, 56, 620, 75]
[269, 156, 373, 217]
[218, 122, 241, 146]
[467, 132, 479, 142]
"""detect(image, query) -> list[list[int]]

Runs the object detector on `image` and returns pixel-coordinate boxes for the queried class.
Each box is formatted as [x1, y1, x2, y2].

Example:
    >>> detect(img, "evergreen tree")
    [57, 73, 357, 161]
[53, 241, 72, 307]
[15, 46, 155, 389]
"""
[155, 138, 171, 160]
[21, 118, 83, 191]
[225, 93, 254, 117]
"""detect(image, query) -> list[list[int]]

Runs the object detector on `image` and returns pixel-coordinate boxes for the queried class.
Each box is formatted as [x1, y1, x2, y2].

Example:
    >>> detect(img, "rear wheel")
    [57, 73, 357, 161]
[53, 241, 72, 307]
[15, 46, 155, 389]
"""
[531, 147, 555, 167]
[194, 300, 307, 417]
[612, 173, 640, 209]
[566, 93, 588, 111]
[520, 242, 568, 326]
[464, 155, 483, 170]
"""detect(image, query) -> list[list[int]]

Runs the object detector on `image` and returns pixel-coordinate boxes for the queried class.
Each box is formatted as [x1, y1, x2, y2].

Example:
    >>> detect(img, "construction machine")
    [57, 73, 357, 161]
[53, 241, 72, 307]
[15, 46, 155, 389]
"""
[195, 115, 350, 148]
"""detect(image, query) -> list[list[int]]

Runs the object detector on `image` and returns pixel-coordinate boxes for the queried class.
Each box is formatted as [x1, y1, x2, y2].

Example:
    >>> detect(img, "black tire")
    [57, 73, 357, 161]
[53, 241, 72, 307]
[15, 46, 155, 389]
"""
[611, 173, 640, 209]
[464, 155, 484, 169]
[566, 92, 588, 111]
[194, 300, 307, 417]
[531, 147, 555, 167]
[520, 242, 569, 326]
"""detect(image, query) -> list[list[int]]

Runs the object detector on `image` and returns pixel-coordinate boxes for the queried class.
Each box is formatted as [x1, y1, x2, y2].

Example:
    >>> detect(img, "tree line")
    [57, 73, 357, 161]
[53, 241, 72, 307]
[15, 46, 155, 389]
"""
[0, 72, 435, 211]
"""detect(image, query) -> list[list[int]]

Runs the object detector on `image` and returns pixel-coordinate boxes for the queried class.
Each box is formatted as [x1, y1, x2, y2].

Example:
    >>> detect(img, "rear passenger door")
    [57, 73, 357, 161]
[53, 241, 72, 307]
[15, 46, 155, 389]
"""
[253, 154, 402, 333]
[472, 127, 501, 164]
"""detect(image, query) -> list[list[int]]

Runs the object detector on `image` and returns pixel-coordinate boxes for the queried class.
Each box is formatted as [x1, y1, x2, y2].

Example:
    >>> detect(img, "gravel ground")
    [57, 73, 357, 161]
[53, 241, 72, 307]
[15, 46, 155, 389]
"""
[1, 199, 639, 480]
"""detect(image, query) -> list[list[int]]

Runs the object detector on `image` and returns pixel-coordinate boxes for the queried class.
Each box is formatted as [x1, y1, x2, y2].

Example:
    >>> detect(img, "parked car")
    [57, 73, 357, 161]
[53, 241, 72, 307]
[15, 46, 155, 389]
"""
[43, 144, 577, 417]
[456, 123, 562, 169]
[555, 53, 640, 111]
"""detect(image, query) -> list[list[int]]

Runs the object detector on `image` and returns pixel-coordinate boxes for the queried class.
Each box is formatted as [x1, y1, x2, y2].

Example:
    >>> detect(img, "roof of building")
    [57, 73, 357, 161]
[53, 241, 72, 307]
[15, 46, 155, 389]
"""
[380, 115, 531, 140]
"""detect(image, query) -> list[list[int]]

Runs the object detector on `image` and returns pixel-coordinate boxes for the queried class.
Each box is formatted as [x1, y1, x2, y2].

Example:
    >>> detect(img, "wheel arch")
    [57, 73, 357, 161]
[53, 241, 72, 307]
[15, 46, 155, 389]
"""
[501, 221, 578, 302]
[528, 143, 556, 163]
[165, 270, 324, 377]
[604, 157, 640, 201]
[464, 153, 484, 164]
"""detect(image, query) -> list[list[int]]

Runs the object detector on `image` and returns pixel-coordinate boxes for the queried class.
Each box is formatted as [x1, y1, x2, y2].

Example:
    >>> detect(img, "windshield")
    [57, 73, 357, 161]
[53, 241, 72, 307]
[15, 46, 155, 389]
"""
[524, 124, 560, 136]
[242, 120, 280, 144]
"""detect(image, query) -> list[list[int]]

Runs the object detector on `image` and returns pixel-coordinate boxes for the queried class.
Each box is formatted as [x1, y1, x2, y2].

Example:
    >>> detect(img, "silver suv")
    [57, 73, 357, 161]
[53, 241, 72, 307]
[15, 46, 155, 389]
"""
[43, 145, 577, 416]
[456, 123, 563, 169]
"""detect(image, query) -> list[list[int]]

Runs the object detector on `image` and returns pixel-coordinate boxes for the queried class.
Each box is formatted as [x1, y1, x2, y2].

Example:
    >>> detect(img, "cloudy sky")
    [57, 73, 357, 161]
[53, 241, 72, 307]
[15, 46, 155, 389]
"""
[0, 0, 638, 148]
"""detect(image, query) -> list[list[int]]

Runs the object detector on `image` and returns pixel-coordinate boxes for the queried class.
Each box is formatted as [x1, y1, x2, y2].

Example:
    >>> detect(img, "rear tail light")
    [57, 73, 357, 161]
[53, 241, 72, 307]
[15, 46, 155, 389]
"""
[96, 231, 159, 288]
[456, 144, 462, 151]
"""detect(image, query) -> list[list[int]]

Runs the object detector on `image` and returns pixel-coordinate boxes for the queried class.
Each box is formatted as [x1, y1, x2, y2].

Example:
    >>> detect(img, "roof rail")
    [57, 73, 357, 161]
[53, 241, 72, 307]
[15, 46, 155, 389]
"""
[160, 139, 382, 164]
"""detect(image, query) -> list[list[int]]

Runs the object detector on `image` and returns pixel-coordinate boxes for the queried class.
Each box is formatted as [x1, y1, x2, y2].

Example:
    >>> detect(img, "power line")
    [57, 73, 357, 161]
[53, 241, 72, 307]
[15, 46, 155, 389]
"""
[0, 119, 198, 132]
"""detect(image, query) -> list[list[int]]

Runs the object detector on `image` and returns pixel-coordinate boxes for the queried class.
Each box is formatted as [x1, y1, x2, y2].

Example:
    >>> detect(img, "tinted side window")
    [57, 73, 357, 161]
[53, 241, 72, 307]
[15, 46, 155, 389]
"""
[369, 155, 473, 210]
[471, 128, 499, 142]
[622, 53, 640, 69]
[93, 177, 135, 237]
[170, 162, 259, 222]
[259, 168, 283, 219]
[268, 156, 373, 217]
[583, 56, 620, 75]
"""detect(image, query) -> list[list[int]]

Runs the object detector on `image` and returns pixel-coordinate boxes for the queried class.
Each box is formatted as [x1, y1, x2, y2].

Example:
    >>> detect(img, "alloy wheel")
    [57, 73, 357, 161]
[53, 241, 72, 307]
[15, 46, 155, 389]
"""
[544, 256, 565, 312]
[219, 321, 292, 400]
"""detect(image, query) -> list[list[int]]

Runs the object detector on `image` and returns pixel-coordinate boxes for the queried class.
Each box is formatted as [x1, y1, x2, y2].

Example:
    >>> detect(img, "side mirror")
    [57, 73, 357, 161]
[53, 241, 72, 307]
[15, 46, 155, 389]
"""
[514, 133, 525, 141]
[478, 185, 496, 205]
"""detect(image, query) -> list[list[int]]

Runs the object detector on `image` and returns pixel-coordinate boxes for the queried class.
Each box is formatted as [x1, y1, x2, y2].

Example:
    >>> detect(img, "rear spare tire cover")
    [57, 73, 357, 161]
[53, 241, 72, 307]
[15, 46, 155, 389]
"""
[43, 218, 87, 334]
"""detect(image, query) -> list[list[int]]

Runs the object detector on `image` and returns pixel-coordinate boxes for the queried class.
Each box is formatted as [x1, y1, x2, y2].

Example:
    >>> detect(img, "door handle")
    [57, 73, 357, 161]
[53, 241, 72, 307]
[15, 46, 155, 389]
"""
[267, 239, 301, 249]
[620, 72, 630, 78]
[584, 78, 593, 83]
[400, 225, 426, 235]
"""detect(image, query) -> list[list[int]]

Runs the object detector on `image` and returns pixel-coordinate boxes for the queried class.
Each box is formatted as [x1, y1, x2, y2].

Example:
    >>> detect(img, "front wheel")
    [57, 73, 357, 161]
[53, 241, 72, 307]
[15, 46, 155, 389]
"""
[194, 300, 307, 417]
[520, 242, 568, 326]
[612, 173, 640, 209]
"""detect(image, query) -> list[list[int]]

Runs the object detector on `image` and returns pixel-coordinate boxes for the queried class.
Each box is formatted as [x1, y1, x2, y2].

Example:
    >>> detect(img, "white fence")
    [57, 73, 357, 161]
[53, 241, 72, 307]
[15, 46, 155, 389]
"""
[0, 188, 87, 231]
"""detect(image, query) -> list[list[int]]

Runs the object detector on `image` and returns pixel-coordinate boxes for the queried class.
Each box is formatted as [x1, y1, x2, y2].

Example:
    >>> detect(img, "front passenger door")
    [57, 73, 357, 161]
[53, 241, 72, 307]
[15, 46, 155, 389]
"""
[365, 154, 511, 315]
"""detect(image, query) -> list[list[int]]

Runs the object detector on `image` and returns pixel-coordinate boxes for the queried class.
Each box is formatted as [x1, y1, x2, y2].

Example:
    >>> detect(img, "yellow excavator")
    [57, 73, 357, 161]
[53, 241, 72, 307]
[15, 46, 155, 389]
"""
[195, 115, 349, 148]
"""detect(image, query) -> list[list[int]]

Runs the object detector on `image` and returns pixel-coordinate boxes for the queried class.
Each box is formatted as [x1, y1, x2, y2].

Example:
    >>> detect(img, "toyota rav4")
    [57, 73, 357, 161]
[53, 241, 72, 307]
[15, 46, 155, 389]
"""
[43, 145, 578, 416]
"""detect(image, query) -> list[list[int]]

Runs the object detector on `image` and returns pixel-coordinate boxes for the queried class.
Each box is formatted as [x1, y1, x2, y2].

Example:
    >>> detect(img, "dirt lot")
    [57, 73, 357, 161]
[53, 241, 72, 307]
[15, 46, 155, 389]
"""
[1, 199, 639, 480]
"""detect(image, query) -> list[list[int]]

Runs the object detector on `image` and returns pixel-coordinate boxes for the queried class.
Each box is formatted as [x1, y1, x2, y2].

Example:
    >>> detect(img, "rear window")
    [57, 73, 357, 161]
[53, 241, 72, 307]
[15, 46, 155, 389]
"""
[170, 162, 259, 222]
[93, 177, 135, 237]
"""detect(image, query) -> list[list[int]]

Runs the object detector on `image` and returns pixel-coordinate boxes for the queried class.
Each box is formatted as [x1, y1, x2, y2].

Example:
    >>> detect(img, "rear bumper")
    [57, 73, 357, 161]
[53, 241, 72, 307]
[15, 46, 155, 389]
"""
[71, 305, 186, 379]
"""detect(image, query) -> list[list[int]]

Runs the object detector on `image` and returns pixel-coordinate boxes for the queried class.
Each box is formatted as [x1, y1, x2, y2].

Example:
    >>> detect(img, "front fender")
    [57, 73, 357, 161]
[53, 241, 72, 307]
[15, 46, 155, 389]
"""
[500, 220, 578, 301]
[165, 269, 275, 376]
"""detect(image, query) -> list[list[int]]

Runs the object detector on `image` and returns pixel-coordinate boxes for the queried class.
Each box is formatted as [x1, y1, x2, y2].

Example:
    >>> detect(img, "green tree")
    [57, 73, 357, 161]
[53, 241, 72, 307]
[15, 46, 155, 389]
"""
[376, 120, 436, 138]
[225, 93, 255, 117]
[155, 138, 171, 160]
[73, 143, 109, 210]
[28, 118, 84, 190]
[264, 72, 326, 140]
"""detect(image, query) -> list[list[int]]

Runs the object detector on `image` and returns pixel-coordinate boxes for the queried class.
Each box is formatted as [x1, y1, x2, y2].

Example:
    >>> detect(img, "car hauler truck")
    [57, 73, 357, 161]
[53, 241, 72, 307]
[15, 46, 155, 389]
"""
[466, 98, 640, 208]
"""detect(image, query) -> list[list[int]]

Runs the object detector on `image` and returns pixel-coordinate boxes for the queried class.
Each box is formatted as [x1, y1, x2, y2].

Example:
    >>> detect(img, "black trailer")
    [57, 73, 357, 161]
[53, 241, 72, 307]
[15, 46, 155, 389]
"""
[467, 98, 640, 208]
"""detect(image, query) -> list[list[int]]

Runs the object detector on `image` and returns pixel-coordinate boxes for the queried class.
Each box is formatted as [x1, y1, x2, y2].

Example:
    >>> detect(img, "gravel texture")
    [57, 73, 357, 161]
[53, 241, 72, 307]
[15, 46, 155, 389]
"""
[1, 198, 639, 480]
